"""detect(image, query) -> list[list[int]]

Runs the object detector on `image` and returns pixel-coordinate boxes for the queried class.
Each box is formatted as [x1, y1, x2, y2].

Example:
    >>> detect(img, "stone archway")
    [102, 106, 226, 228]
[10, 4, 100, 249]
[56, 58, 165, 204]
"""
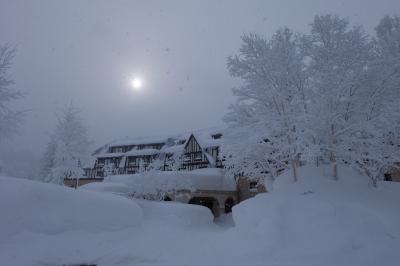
[224, 197, 235, 213]
[188, 197, 220, 217]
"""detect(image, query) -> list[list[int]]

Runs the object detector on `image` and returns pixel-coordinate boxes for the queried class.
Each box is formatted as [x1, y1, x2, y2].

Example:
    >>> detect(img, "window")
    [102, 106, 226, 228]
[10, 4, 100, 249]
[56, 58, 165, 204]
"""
[384, 174, 392, 181]
[127, 156, 139, 165]
[249, 181, 258, 190]
[183, 154, 191, 162]
[194, 152, 202, 161]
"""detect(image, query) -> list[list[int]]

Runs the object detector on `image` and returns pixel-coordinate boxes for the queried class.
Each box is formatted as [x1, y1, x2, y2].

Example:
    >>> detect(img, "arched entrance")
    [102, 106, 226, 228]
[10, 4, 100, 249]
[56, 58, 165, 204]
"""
[163, 195, 172, 201]
[188, 197, 220, 217]
[224, 198, 235, 213]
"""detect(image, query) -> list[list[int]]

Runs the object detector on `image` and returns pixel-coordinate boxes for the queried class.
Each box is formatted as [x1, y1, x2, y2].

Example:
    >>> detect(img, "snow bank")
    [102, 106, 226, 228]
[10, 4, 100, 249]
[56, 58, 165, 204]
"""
[81, 180, 131, 195]
[136, 200, 214, 227]
[0, 176, 143, 238]
[232, 165, 400, 266]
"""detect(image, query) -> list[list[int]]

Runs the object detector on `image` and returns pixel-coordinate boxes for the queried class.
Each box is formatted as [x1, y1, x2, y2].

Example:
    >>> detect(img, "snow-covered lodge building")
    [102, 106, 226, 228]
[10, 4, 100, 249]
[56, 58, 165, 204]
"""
[64, 129, 266, 216]
[90, 131, 223, 177]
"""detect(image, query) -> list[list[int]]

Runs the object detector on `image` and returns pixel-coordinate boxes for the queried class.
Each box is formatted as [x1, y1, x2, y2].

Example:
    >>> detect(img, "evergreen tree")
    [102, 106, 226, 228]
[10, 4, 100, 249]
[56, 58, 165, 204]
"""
[40, 104, 91, 184]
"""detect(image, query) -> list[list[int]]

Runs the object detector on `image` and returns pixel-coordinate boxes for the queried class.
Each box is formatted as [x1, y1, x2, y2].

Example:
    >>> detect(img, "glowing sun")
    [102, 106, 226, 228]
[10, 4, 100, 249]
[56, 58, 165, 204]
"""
[131, 77, 143, 90]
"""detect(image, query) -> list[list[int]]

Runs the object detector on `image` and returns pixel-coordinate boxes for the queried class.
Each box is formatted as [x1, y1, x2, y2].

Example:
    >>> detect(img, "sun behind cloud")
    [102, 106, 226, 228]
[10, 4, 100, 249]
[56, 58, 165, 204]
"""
[131, 77, 143, 91]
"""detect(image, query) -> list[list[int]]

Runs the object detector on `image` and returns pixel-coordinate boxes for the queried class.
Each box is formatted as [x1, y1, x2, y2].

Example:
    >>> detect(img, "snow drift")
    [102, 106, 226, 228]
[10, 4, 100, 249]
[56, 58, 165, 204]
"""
[232, 165, 400, 266]
[136, 199, 214, 227]
[0, 176, 143, 237]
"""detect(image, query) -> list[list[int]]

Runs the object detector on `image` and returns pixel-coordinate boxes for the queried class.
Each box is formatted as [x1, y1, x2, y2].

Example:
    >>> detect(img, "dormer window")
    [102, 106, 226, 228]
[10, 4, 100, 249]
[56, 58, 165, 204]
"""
[110, 146, 124, 153]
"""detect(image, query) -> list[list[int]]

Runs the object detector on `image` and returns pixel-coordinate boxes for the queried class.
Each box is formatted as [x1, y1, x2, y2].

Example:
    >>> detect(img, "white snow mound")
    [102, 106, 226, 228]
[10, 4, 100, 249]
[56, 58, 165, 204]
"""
[0, 176, 143, 237]
[232, 165, 400, 266]
[136, 199, 214, 227]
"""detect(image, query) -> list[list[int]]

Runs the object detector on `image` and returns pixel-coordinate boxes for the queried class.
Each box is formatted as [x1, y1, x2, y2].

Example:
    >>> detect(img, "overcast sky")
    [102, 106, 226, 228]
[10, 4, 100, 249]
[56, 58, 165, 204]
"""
[1, 0, 400, 157]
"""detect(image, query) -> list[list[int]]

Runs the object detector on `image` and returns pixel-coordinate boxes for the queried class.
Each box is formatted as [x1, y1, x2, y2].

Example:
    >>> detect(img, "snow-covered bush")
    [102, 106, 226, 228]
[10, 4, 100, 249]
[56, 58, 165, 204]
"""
[102, 171, 195, 201]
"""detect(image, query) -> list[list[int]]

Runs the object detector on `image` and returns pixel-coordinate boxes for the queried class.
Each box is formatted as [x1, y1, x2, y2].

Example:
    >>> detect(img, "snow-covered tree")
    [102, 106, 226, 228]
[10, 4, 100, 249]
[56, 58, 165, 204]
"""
[375, 15, 400, 59]
[0, 44, 23, 143]
[39, 137, 57, 182]
[351, 15, 400, 185]
[41, 104, 91, 184]
[164, 152, 183, 171]
[369, 15, 400, 130]
[103, 161, 117, 177]
[302, 15, 374, 179]
[224, 14, 399, 184]
[148, 154, 166, 172]
[225, 28, 310, 181]
[221, 124, 286, 183]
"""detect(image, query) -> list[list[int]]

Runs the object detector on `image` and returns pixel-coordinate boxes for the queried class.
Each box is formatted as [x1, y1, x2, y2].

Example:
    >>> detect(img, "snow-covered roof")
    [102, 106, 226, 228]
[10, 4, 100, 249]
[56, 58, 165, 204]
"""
[108, 135, 178, 147]
[94, 127, 226, 159]
[124, 148, 160, 157]
[196, 137, 222, 148]
[163, 144, 185, 154]
[97, 152, 126, 159]
[82, 156, 98, 169]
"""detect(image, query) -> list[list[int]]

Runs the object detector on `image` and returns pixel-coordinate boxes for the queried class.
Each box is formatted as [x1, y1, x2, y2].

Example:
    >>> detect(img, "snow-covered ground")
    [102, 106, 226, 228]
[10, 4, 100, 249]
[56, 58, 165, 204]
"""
[1, 165, 400, 266]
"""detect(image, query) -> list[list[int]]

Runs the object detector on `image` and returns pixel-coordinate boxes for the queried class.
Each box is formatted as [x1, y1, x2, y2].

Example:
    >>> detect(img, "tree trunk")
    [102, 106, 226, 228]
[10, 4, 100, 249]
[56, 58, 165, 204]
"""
[291, 159, 298, 182]
[332, 162, 338, 180]
[330, 124, 338, 180]
[329, 149, 338, 180]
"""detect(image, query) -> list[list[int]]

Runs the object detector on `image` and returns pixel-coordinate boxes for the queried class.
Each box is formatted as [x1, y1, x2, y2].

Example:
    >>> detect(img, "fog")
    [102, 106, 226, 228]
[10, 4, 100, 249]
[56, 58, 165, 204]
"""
[0, 0, 399, 168]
